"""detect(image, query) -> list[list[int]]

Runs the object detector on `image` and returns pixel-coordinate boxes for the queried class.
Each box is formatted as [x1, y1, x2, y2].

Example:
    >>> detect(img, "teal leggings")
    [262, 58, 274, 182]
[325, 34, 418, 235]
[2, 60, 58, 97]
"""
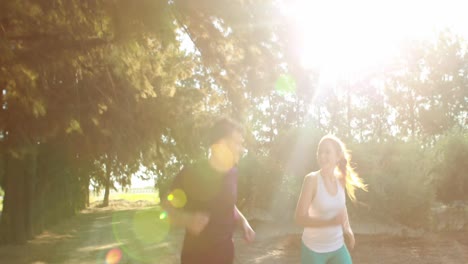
[301, 242, 352, 264]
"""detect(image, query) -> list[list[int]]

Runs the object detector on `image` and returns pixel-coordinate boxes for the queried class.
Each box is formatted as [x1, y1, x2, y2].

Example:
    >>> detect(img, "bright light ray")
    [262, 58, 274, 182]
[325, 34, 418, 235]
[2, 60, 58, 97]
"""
[281, 0, 468, 83]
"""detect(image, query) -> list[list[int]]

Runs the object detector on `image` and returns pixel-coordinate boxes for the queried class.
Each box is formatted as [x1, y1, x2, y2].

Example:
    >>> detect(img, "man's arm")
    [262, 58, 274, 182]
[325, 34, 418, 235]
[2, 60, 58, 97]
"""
[162, 200, 209, 235]
[235, 206, 255, 243]
[161, 167, 209, 235]
[161, 199, 190, 226]
[234, 205, 248, 226]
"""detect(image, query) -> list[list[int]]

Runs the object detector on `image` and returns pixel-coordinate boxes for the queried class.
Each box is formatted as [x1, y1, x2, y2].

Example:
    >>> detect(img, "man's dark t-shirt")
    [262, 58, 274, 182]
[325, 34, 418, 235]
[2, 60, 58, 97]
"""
[169, 161, 238, 264]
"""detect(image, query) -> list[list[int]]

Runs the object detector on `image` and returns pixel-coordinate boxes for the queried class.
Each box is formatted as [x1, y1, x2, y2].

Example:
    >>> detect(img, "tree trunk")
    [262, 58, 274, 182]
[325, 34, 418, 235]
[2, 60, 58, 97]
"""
[25, 148, 38, 238]
[33, 145, 48, 237]
[102, 157, 111, 207]
[0, 150, 35, 244]
[85, 180, 90, 208]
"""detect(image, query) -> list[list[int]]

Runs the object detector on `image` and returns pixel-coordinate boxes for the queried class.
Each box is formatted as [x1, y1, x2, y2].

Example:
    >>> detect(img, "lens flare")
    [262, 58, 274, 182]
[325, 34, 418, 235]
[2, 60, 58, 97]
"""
[132, 209, 170, 244]
[167, 193, 174, 201]
[112, 207, 170, 263]
[168, 189, 187, 208]
[275, 74, 296, 94]
[106, 248, 122, 264]
[210, 143, 234, 169]
[159, 211, 168, 219]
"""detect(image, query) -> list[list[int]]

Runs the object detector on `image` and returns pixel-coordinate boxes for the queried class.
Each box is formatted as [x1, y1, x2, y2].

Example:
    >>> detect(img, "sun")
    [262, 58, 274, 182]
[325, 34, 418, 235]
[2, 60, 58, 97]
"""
[280, 0, 468, 83]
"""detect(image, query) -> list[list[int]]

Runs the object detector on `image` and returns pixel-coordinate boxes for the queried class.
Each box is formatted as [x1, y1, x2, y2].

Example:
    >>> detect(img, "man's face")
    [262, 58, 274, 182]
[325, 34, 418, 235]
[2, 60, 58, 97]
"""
[225, 131, 245, 164]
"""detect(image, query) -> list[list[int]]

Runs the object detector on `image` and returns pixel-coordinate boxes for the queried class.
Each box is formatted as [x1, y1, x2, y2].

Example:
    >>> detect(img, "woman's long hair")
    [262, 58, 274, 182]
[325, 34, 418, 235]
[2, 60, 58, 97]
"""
[319, 135, 367, 201]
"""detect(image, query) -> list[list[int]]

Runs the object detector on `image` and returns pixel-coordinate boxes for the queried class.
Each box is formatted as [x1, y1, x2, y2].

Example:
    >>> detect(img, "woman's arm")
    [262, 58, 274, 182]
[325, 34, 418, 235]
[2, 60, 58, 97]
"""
[295, 174, 343, 228]
[342, 206, 355, 249]
[342, 206, 352, 233]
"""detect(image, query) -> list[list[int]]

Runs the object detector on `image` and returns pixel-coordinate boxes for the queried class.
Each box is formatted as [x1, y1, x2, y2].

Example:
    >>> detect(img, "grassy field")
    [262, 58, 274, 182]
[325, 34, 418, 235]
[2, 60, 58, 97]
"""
[89, 191, 160, 204]
[0, 192, 158, 213]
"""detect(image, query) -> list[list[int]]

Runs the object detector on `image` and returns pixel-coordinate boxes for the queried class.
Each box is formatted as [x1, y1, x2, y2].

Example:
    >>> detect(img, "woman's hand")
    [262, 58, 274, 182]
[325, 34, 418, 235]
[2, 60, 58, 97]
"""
[344, 229, 355, 250]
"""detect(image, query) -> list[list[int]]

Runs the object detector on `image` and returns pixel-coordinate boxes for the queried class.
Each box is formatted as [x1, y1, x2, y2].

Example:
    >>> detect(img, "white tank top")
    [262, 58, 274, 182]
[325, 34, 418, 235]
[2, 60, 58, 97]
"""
[302, 171, 346, 253]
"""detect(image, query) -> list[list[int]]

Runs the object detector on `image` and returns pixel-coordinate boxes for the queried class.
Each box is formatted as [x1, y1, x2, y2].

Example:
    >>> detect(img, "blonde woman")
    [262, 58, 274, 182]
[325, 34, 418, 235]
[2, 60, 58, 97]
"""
[295, 135, 367, 264]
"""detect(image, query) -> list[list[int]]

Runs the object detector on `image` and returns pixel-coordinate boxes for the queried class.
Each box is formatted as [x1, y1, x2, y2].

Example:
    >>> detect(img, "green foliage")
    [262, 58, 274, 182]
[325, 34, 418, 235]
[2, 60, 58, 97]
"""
[350, 141, 434, 228]
[430, 130, 468, 202]
[0, 0, 290, 243]
[384, 32, 467, 140]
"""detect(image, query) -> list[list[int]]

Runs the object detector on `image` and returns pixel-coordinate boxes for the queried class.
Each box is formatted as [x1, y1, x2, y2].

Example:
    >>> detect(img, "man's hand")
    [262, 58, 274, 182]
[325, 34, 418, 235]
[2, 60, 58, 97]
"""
[186, 212, 210, 235]
[241, 220, 255, 243]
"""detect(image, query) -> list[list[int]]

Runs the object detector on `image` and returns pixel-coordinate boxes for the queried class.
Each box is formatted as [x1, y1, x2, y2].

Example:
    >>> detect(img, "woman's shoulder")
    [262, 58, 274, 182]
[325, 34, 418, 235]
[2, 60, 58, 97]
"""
[305, 170, 320, 178]
[302, 171, 320, 195]
[304, 171, 320, 184]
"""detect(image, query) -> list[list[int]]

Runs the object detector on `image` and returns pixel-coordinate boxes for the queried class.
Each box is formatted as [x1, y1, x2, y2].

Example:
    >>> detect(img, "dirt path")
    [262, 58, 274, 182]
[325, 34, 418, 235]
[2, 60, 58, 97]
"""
[0, 202, 466, 264]
[237, 221, 468, 264]
[0, 201, 181, 264]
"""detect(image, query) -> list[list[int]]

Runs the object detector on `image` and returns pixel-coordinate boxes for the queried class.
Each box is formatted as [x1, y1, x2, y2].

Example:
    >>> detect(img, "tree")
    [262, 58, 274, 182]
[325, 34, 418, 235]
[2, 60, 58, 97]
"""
[0, 0, 289, 244]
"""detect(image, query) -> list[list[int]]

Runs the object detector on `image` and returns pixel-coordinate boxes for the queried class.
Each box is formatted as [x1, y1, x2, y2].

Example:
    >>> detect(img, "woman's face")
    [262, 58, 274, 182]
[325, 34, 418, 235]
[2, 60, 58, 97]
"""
[317, 140, 340, 170]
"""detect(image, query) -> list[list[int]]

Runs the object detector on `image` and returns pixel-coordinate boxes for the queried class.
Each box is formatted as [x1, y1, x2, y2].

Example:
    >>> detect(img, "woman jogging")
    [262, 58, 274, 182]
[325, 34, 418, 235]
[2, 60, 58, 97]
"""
[295, 135, 367, 264]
